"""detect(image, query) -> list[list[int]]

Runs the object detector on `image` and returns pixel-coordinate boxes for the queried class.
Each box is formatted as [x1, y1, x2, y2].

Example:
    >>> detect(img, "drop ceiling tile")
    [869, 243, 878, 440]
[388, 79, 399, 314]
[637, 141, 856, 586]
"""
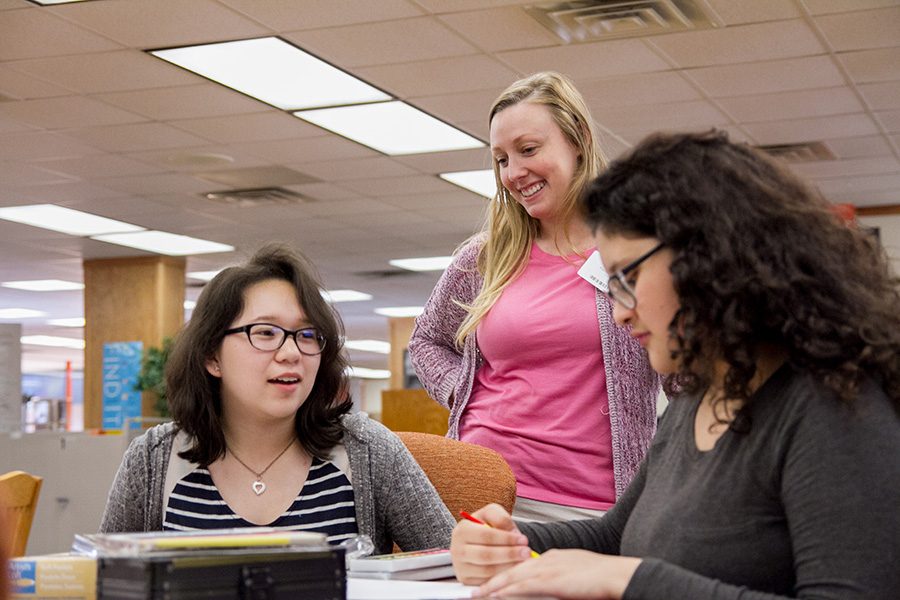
[285, 182, 363, 202]
[0, 65, 73, 99]
[437, 6, 560, 52]
[859, 81, 900, 110]
[845, 189, 900, 207]
[875, 110, 900, 133]
[293, 157, 418, 182]
[50, 0, 270, 48]
[840, 48, 900, 83]
[687, 56, 845, 97]
[96, 83, 265, 121]
[497, 39, 670, 80]
[717, 87, 865, 122]
[416, 0, 533, 12]
[578, 72, 702, 109]
[0, 1, 30, 9]
[649, 20, 825, 68]
[825, 135, 895, 159]
[595, 100, 730, 137]
[5, 180, 124, 203]
[241, 134, 380, 165]
[383, 189, 486, 210]
[0, 163, 76, 187]
[815, 7, 900, 51]
[302, 198, 400, 218]
[704, 0, 800, 24]
[0, 95, 144, 129]
[792, 156, 900, 179]
[98, 172, 211, 196]
[171, 111, 325, 144]
[0, 131, 105, 161]
[814, 173, 900, 195]
[220, 0, 423, 31]
[124, 145, 271, 172]
[357, 55, 518, 97]
[393, 147, 493, 174]
[11, 50, 197, 95]
[743, 113, 880, 145]
[66, 122, 211, 153]
[341, 174, 457, 197]
[286, 17, 477, 68]
[0, 8, 120, 60]
[35, 153, 165, 180]
[0, 115, 34, 134]
[410, 88, 502, 127]
[804, 0, 900, 15]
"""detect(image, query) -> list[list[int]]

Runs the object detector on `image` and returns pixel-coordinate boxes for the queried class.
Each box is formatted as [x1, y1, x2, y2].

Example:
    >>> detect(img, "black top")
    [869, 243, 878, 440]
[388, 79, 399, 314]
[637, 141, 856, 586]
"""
[520, 364, 900, 599]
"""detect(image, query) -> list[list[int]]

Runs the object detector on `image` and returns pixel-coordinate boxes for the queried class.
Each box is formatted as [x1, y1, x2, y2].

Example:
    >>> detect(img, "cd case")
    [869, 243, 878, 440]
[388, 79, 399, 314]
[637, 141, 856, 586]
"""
[348, 548, 451, 574]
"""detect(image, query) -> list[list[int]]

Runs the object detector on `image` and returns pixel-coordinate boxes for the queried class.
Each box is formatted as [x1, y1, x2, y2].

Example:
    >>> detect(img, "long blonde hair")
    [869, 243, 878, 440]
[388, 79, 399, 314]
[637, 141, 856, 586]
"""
[455, 72, 607, 347]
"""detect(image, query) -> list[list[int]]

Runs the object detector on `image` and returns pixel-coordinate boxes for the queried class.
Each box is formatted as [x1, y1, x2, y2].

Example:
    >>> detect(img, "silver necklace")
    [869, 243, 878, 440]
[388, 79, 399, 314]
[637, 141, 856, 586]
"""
[227, 438, 295, 496]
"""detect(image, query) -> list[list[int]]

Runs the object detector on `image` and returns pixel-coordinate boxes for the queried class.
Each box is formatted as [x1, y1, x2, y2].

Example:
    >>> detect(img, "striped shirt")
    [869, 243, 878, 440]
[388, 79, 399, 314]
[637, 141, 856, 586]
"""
[163, 457, 358, 543]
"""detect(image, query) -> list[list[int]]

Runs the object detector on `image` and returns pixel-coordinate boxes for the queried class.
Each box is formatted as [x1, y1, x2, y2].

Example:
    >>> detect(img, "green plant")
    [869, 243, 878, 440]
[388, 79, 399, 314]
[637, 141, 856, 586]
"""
[135, 337, 173, 418]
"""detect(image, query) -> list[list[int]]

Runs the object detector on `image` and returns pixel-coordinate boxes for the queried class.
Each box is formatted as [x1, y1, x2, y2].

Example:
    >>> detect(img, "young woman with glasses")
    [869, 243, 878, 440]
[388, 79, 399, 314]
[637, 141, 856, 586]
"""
[450, 131, 900, 599]
[409, 72, 660, 522]
[101, 244, 454, 553]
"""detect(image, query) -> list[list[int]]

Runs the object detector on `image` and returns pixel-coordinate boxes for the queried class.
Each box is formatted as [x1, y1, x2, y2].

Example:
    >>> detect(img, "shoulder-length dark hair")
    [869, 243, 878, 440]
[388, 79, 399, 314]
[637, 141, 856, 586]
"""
[166, 243, 352, 465]
[582, 130, 900, 410]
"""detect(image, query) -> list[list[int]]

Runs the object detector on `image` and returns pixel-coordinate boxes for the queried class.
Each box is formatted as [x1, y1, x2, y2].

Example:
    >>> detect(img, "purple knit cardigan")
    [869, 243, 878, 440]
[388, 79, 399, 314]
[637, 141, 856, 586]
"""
[408, 238, 661, 499]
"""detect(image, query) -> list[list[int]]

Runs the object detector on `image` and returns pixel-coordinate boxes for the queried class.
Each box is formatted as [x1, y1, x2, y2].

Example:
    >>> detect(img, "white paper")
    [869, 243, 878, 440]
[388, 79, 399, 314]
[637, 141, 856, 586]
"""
[577, 250, 610, 293]
[347, 578, 474, 600]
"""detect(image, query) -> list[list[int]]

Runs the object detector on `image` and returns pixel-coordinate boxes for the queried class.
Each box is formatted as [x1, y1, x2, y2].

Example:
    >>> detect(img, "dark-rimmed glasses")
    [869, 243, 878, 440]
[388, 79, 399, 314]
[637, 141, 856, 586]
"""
[224, 323, 326, 355]
[607, 243, 664, 310]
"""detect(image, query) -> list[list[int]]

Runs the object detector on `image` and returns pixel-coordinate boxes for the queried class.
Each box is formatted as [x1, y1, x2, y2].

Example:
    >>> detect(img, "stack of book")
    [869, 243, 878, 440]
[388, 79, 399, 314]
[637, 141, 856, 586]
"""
[348, 548, 455, 581]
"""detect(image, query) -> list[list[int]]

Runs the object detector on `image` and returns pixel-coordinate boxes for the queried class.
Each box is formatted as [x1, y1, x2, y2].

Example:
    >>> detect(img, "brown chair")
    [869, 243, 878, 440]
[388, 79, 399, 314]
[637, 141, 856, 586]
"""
[0, 471, 43, 557]
[396, 432, 516, 519]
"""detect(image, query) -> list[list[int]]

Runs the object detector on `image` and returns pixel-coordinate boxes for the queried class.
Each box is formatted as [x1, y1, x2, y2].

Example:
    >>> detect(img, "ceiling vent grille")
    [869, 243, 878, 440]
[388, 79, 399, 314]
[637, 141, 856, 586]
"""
[757, 142, 836, 163]
[525, 0, 721, 43]
[203, 187, 310, 208]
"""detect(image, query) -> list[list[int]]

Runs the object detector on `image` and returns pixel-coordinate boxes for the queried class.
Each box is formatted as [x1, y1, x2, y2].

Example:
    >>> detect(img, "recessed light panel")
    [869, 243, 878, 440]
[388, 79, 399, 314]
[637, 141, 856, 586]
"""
[2, 280, 84, 292]
[295, 101, 484, 155]
[374, 306, 424, 318]
[344, 340, 391, 354]
[152, 37, 390, 111]
[0, 204, 144, 236]
[347, 366, 391, 380]
[48, 318, 86, 327]
[389, 256, 453, 272]
[92, 231, 234, 256]
[21, 335, 85, 349]
[184, 300, 197, 310]
[187, 270, 223, 282]
[321, 289, 373, 303]
[29, 0, 92, 5]
[440, 169, 497, 198]
[0, 308, 46, 319]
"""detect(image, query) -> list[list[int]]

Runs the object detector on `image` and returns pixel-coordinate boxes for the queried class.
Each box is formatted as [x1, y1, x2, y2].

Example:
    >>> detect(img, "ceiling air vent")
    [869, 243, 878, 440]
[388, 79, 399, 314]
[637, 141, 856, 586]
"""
[203, 187, 310, 208]
[525, 0, 721, 43]
[757, 142, 836, 163]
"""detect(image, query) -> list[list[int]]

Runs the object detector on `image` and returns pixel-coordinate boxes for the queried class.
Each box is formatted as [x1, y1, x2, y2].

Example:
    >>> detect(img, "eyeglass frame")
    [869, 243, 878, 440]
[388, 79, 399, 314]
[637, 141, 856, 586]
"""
[607, 242, 665, 310]
[223, 322, 326, 355]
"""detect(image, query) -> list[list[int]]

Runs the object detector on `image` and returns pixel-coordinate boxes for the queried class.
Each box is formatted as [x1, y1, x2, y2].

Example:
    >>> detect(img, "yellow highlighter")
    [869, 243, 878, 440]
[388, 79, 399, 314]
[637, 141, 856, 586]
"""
[460, 511, 540, 558]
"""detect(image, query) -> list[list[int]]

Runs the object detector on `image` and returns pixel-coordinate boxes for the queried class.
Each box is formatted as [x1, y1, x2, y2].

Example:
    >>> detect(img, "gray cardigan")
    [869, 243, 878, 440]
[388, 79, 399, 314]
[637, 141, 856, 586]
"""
[100, 412, 455, 555]
[408, 237, 661, 498]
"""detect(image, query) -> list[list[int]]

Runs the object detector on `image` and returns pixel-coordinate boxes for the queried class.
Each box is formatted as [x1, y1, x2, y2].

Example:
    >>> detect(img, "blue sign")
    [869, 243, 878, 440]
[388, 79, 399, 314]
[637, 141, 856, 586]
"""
[101, 341, 143, 430]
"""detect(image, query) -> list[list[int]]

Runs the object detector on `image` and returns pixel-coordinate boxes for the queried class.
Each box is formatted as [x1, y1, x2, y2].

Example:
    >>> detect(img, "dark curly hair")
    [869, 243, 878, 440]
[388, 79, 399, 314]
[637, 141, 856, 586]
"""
[582, 130, 900, 412]
[166, 243, 352, 465]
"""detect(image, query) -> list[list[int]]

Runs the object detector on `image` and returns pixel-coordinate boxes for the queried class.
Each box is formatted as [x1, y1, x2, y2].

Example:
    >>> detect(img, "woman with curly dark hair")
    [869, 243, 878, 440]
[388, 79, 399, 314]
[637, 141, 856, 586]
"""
[100, 243, 454, 554]
[450, 131, 900, 599]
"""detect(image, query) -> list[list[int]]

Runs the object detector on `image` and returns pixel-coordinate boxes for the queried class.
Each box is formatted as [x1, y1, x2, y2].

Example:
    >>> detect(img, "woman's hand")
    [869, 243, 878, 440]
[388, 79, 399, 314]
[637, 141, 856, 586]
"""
[450, 504, 532, 584]
[474, 549, 642, 599]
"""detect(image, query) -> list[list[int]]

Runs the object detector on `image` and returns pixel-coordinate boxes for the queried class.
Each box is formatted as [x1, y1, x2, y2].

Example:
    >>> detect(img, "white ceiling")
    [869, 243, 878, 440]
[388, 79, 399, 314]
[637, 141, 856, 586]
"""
[1, 0, 898, 374]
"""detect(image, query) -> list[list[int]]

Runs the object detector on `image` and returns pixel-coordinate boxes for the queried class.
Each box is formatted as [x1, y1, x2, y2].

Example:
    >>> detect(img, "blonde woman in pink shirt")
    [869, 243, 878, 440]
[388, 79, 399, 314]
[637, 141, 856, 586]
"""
[409, 72, 660, 522]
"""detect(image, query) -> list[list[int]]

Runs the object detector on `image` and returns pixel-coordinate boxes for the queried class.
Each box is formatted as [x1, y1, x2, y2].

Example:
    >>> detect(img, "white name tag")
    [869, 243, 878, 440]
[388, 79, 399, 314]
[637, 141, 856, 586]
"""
[577, 250, 609, 293]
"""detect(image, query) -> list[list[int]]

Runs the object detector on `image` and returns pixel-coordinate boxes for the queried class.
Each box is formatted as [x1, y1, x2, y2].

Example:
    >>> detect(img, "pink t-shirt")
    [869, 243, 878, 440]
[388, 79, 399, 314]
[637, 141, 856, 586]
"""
[460, 242, 616, 510]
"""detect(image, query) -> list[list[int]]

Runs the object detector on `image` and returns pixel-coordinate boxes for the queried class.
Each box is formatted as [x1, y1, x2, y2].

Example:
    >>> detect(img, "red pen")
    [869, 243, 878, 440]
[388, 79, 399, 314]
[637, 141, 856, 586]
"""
[460, 511, 540, 558]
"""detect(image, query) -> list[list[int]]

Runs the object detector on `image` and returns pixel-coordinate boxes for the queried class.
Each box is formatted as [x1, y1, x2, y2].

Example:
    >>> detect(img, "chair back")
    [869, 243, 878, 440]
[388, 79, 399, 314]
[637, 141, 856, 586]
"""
[0, 471, 43, 557]
[396, 432, 516, 518]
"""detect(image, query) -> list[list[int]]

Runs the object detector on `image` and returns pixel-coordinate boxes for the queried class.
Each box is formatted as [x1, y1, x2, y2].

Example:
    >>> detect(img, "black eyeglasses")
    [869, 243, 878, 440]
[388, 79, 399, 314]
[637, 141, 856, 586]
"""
[607, 243, 664, 310]
[224, 323, 326, 355]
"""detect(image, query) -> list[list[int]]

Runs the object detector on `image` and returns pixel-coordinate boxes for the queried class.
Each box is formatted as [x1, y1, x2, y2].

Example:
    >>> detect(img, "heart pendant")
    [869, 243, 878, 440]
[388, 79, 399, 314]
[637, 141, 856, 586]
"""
[252, 480, 266, 495]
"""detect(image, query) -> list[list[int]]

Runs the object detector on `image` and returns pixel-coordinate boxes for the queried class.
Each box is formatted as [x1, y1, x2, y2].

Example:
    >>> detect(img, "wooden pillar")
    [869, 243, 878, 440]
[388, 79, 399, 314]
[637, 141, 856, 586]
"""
[82, 256, 185, 429]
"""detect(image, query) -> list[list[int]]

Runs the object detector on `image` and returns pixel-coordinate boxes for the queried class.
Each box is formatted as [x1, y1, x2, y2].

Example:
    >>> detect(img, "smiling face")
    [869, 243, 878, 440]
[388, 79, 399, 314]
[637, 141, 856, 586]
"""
[207, 278, 321, 425]
[596, 231, 682, 375]
[490, 101, 580, 227]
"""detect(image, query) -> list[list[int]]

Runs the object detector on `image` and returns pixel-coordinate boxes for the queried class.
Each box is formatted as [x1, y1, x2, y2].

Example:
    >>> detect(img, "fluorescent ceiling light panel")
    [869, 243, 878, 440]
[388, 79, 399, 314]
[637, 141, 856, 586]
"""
[347, 366, 391, 380]
[440, 169, 497, 198]
[374, 306, 424, 318]
[0, 204, 144, 236]
[151, 37, 389, 111]
[187, 270, 222, 282]
[344, 339, 391, 354]
[321, 289, 373, 303]
[2, 279, 84, 292]
[295, 101, 484, 155]
[0, 308, 46, 319]
[21, 335, 85, 349]
[29, 1, 92, 4]
[91, 231, 234, 256]
[184, 300, 197, 310]
[389, 256, 453, 272]
[48, 317, 86, 327]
